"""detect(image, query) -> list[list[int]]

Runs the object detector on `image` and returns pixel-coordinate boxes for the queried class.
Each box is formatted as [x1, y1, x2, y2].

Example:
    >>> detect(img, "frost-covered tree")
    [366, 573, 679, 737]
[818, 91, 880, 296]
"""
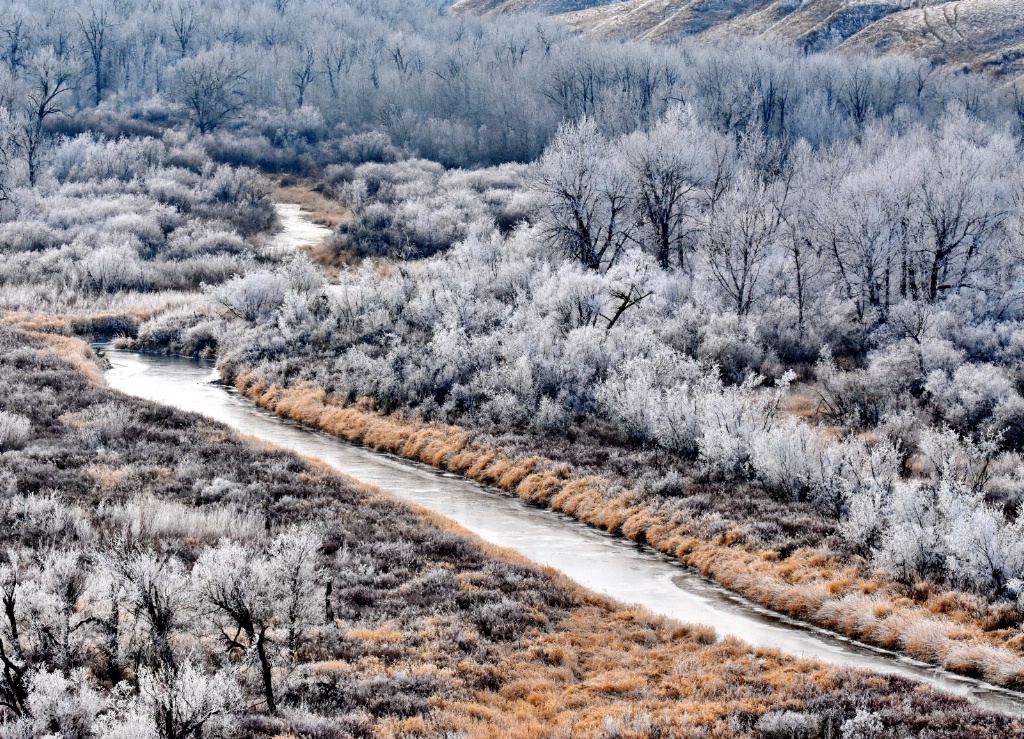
[174, 45, 247, 133]
[534, 117, 633, 271]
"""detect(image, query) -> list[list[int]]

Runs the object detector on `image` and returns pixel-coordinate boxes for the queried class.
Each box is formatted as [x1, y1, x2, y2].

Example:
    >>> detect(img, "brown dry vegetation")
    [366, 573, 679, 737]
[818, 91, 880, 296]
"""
[275, 180, 356, 228]
[0, 307, 169, 339]
[2, 326, 1022, 736]
[232, 373, 1024, 689]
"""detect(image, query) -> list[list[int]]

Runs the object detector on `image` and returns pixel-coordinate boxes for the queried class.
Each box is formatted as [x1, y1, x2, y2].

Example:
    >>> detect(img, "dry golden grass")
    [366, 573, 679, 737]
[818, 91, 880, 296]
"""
[236, 374, 1024, 689]
[30, 331, 107, 384]
[275, 182, 355, 228]
[369, 605, 840, 737]
[2, 305, 180, 336]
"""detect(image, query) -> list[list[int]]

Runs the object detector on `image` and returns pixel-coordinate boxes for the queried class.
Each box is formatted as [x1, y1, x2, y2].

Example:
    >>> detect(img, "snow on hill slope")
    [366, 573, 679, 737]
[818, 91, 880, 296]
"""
[453, 0, 1024, 75]
[450, 0, 624, 15]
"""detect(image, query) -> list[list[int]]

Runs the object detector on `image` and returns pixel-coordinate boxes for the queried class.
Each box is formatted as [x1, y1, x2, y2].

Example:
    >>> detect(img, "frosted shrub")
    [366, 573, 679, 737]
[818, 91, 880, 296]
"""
[835, 437, 902, 551]
[75, 401, 133, 448]
[698, 313, 769, 383]
[840, 487, 888, 557]
[918, 426, 997, 491]
[80, 243, 146, 293]
[841, 709, 884, 739]
[52, 134, 166, 183]
[697, 371, 792, 479]
[655, 382, 701, 458]
[25, 669, 102, 738]
[533, 395, 570, 433]
[925, 362, 1020, 434]
[138, 662, 239, 739]
[597, 354, 705, 455]
[269, 525, 324, 653]
[755, 710, 820, 739]
[209, 271, 289, 322]
[92, 683, 158, 739]
[0, 220, 60, 252]
[595, 364, 661, 445]
[941, 486, 1024, 595]
[751, 419, 827, 501]
[1, 494, 92, 544]
[0, 411, 31, 451]
[875, 480, 946, 580]
[816, 348, 893, 427]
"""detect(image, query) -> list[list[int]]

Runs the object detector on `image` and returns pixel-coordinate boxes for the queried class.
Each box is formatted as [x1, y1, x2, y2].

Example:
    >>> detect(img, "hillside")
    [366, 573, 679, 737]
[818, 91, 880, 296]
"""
[452, 0, 1024, 75]
[450, 0, 622, 15]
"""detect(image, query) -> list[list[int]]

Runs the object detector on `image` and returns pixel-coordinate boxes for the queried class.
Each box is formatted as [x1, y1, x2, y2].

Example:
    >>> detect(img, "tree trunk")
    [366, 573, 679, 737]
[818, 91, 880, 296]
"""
[255, 631, 275, 715]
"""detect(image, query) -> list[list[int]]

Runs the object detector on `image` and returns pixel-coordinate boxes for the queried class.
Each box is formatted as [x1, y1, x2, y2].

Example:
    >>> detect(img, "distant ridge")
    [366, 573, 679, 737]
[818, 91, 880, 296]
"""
[451, 0, 625, 15]
[452, 0, 1024, 76]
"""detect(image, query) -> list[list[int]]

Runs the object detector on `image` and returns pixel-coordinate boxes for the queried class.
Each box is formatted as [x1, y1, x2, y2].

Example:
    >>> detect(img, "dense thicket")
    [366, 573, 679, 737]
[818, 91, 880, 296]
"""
[0, 0, 1018, 175]
[0, 134, 275, 317]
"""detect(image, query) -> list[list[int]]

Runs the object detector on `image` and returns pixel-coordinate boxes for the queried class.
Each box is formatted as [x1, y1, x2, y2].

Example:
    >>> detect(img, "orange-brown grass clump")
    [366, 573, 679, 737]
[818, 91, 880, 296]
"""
[0, 307, 163, 338]
[233, 373, 1024, 690]
[6, 326, 1021, 737]
[276, 181, 356, 229]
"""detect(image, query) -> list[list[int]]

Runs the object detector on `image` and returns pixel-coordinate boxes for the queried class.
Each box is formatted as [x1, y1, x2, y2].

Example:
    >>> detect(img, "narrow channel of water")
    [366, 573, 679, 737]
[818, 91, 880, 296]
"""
[102, 348, 1024, 715]
[261, 202, 333, 256]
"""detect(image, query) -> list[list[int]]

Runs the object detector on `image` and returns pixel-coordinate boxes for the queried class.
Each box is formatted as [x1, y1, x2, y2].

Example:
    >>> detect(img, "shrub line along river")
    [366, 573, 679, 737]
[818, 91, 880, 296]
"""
[101, 202, 1024, 715]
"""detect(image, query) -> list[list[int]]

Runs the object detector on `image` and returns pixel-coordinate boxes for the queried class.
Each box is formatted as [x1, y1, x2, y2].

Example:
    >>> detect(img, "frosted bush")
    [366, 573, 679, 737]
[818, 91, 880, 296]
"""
[1, 494, 92, 543]
[655, 383, 701, 457]
[80, 243, 146, 293]
[209, 270, 289, 322]
[533, 395, 570, 432]
[925, 362, 1019, 433]
[751, 419, 827, 501]
[841, 709, 884, 739]
[0, 411, 31, 451]
[26, 669, 102, 738]
[0, 220, 60, 252]
[941, 486, 1024, 595]
[596, 365, 661, 445]
[698, 313, 768, 383]
[840, 488, 888, 556]
[918, 426, 997, 491]
[697, 371, 792, 479]
[138, 662, 239, 738]
[817, 347, 895, 427]
[755, 710, 820, 739]
[875, 480, 946, 580]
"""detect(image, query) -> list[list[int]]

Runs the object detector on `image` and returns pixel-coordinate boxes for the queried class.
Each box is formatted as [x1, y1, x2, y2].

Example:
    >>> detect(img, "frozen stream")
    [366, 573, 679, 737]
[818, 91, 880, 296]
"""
[102, 347, 1024, 715]
[100, 202, 1024, 714]
[261, 202, 333, 256]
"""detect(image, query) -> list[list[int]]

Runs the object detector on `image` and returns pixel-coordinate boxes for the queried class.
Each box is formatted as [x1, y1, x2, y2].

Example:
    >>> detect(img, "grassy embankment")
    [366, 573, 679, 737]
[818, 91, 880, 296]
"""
[1, 325, 1020, 737]
[231, 372, 1024, 689]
